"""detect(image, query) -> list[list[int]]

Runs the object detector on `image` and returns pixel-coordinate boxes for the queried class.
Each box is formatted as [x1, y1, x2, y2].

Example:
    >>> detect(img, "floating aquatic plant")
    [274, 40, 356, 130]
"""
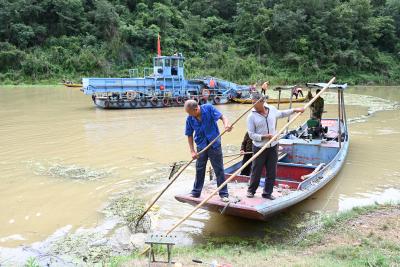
[50, 232, 113, 264]
[28, 161, 113, 180]
[104, 195, 152, 233]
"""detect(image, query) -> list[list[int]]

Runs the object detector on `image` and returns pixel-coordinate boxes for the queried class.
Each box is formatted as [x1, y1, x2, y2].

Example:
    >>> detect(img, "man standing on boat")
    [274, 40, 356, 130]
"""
[246, 93, 304, 199]
[240, 132, 253, 176]
[310, 89, 324, 120]
[184, 100, 232, 202]
[261, 81, 269, 95]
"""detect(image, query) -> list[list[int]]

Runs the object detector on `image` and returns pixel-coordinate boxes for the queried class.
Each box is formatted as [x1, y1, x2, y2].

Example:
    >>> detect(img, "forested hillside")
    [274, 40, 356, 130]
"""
[1, 0, 399, 84]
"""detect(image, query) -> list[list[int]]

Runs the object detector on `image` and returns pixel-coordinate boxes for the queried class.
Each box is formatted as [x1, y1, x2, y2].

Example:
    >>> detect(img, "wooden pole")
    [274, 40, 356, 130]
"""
[136, 97, 264, 224]
[277, 89, 281, 110]
[340, 89, 347, 139]
[341, 90, 347, 133]
[165, 77, 336, 235]
[337, 89, 342, 148]
[286, 86, 294, 133]
[223, 152, 252, 158]
[173, 152, 253, 167]
[223, 154, 244, 166]
[275, 88, 282, 127]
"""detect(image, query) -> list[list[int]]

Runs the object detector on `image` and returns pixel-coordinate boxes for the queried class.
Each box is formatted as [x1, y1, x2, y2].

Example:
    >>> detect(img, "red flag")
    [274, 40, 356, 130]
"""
[157, 34, 161, 56]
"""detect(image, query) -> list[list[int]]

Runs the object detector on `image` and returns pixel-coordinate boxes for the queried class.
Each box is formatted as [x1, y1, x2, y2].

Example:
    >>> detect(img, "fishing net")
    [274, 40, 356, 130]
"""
[168, 161, 187, 179]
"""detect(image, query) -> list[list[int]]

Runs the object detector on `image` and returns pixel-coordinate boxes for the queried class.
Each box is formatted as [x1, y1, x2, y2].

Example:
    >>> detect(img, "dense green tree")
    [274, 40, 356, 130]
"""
[0, 0, 399, 84]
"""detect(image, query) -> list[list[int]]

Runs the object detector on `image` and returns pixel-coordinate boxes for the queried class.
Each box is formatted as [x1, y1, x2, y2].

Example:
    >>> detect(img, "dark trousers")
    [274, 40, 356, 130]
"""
[240, 153, 253, 176]
[191, 146, 229, 198]
[293, 91, 304, 99]
[248, 145, 278, 196]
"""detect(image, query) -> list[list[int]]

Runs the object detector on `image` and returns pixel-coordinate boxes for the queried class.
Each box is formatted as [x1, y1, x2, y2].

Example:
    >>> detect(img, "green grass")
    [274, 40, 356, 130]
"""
[23, 204, 399, 266]
[298, 204, 386, 247]
[105, 204, 399, 266]
[24, 257, 40, 267]
[327, 240, 400, 267]
[107, 240, 399, 267]
[322, 205, 381, 229]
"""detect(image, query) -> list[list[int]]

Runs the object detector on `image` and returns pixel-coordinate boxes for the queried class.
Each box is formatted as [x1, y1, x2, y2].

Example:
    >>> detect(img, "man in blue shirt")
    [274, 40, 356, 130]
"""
[184, 100, 232, 202]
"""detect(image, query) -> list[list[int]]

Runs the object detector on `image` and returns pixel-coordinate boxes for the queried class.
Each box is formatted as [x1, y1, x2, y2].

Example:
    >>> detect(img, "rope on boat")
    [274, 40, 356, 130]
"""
[220, 202, 230, 215]
[220, 196, 241, 215]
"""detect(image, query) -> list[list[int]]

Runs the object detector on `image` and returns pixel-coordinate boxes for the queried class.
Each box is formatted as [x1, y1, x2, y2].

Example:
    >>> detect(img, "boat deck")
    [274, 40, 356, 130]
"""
[175, 160, 315, 220]
[175, 179, 297, 220]
[200, 179, 292, 205]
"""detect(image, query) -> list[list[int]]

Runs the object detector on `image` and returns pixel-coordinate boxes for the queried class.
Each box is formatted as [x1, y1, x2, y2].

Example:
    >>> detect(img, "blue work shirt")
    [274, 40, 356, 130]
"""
[185, 104, 222, 150]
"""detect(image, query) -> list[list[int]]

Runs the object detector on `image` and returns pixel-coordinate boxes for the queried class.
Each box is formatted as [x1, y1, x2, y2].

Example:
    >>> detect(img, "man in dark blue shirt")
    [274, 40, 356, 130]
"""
[184, 100, 232, 202]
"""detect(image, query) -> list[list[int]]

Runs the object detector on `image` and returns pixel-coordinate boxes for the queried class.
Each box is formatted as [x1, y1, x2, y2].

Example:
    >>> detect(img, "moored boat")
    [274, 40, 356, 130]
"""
[175, 83, 348, 220]
[63, 83, 83, 88]
[232, 85, 309, 105]
[232, 97, 306, 104]
[81, 54, 250, 109]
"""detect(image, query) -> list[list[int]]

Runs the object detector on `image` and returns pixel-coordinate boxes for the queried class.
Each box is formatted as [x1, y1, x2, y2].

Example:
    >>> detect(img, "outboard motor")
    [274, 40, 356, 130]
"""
[307, 119, 328, 138]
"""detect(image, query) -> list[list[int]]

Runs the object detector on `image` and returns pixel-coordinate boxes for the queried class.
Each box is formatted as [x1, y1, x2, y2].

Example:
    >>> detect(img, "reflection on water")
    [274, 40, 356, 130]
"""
[338, 188, 400, 211]
[0, 85, 399, 253]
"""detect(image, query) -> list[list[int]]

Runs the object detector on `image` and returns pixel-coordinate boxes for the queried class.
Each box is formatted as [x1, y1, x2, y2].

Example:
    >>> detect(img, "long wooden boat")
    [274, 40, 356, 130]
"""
[175, 85, 348, 221]
[232, 97, 306, 104]
[63, 83, 83, 88]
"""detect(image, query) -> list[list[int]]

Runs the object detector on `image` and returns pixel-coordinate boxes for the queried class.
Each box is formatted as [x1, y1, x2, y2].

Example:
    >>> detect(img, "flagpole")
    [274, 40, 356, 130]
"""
[157, 33, 161, 56]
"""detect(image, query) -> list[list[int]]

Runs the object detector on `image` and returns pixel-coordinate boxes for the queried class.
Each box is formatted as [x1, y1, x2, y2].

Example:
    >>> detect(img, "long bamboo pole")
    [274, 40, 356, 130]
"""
[136, 97, 264, 224]
[223, 154, 243, 166]
[286, 86, 294, 133]
[165, 77, 336, 235]
[223, 152, 252, 158]
[341, 90, 347, 133]
[275, 88, 282, 127]
[171, 152, 252, 171]
[338, 90, 342, 148]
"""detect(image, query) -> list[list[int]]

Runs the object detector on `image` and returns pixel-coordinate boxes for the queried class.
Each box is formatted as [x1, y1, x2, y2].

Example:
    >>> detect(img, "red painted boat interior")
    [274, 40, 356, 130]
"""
[225, 163, 315, 190]
[176, 152, 329, 219]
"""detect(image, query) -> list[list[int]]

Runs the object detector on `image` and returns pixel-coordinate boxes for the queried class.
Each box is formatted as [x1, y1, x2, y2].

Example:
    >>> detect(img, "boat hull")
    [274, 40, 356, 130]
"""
[93, 97, 230, 109]
[175, 194, 266, 220]
[63, 83, 82, 88]
[258, 138, 349, 218]
[232, 97, 306, 104]
[175, 119, 349, 221]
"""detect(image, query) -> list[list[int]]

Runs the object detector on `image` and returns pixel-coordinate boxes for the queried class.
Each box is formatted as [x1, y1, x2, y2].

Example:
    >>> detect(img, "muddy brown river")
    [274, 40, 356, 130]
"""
[0, 85, 399, 263]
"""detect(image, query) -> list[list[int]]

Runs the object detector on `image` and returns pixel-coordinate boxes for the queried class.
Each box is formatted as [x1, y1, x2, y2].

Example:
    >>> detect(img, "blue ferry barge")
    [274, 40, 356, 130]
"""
[82, 54, 250, 109]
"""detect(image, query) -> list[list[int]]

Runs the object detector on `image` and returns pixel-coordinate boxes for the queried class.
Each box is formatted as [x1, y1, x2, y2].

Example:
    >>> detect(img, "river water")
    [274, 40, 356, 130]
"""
[0, 85, 399, 259]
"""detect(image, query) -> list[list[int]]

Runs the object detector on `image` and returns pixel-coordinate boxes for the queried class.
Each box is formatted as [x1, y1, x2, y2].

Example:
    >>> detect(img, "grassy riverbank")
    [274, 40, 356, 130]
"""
[106, 204, 400, 267]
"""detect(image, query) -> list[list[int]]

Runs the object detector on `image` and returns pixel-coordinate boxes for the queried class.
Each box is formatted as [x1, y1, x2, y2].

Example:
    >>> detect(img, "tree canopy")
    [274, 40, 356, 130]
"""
[0, 0, 399, 84]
